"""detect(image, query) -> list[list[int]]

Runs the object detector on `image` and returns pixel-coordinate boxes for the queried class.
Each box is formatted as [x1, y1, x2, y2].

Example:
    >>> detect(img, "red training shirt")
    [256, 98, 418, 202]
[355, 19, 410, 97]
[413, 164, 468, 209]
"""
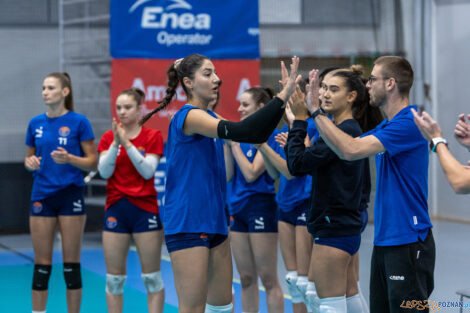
[97, 127, 164, 213]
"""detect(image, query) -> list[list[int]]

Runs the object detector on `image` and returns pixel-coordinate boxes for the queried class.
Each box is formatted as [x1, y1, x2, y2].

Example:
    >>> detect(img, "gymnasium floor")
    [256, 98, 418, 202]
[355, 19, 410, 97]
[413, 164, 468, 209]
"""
[0, 220, 468, 312]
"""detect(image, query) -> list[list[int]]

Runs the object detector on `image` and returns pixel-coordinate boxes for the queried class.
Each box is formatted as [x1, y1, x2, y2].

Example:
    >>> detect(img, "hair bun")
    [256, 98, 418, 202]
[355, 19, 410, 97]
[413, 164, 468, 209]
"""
[349, 65, 364, 77]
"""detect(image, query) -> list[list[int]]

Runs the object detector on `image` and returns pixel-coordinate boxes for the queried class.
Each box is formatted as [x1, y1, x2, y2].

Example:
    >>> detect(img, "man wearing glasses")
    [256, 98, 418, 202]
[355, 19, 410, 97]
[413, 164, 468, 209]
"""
[304, 56, 435, 312]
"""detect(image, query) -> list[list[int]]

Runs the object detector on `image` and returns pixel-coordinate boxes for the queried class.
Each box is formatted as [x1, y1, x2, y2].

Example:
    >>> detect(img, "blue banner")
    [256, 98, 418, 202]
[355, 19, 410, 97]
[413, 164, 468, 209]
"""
[110, 0, 260, 59]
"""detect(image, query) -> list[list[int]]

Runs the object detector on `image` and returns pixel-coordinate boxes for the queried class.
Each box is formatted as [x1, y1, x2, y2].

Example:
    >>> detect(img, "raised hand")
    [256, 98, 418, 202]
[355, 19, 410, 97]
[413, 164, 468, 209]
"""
[284, 100, 296, 127]
[25, 155, 42, 171]
[277, 56, 302, 103]
[112, 118, 121, 146]
[275, 132, 288, 148]
[51, 147, 70, 164]
[454, 114, 470, 149]
[305, 69, 320, 113]
[411, 109, 443, 141]
[114, 120, 131, 148]
[289, 86, 309, 120]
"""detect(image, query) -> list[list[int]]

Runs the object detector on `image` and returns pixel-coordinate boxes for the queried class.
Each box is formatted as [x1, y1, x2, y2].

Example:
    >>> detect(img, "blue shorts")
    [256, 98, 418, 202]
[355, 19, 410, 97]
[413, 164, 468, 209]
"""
[278, 199, 309, 226]
[315, 235, 361, 256]
[231, 194, 278, 233]
[165, 233, 228, 253]
[103, 198, 162, 234]
[30, 185, 86, 217]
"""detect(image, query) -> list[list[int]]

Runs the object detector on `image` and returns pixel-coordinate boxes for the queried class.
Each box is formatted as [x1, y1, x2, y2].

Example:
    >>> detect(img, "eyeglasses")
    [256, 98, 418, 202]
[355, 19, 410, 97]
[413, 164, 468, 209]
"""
[367, 76, 397, 83]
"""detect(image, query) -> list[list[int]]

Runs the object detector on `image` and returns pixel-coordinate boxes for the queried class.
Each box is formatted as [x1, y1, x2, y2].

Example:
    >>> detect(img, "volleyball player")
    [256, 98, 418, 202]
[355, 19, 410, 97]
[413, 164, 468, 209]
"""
[25, 72, 97, 313]
[97, 88, 165, 313]
[226, 87, 285, 313]
[139, 54, 301, 313]
[286, 67, 382, 312]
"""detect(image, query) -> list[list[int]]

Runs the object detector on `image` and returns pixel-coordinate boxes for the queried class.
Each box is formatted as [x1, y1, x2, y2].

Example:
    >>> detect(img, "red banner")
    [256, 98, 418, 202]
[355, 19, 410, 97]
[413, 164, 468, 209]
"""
[111, 59, 260, 140]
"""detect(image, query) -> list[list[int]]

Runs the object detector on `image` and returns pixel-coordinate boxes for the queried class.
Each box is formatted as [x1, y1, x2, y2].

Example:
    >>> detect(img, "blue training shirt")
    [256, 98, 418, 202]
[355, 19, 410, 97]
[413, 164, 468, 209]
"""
[275, 119, 318, 211]
[364, 105, 432, 246]
[228, 132, 277, 215]
[164, 105, 227, 235]
[25, 111, 94, 201]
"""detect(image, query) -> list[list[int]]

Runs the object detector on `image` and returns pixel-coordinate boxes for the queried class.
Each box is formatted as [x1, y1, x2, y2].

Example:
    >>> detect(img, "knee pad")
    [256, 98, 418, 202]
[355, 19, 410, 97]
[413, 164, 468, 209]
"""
[204, 303, 233, 313]
[285, 271, 303, 303]
[32, 264, 52, 291]
[63, 263, 82, 289]
[306, 282, 320, 313]
[141, 271, 164, 293]
[106, 273, 126, 295]
[319, 296, 347, 313]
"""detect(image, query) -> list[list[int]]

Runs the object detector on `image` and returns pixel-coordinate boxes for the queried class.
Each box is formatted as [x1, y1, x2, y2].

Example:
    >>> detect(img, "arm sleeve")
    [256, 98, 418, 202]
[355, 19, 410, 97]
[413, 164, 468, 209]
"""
[217, 97, 285, 143]
[285, 120, 336, 176]
[98, 145, 118, 179]
[126, 145, 159, 180]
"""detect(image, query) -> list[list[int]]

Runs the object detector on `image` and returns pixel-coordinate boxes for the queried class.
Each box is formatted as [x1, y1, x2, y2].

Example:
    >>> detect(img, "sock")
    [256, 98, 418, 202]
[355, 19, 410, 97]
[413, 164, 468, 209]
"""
[319, 296, 346, 313]
[346, 293, 364, 313]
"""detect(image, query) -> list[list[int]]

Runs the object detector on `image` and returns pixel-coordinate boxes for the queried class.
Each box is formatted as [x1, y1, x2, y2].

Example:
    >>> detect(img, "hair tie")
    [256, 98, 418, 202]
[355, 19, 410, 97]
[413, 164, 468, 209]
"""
[174, 58, 183, 71]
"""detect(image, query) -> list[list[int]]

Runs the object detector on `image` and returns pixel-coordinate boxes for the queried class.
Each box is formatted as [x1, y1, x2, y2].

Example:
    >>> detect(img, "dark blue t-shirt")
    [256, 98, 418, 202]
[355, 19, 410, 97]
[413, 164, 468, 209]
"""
[275, 119, 318, 211]
[364, 105, 432, 246]
[228, 132, 277, 215]
[25, 111, 94, 201]
[164, 105, 227, 235]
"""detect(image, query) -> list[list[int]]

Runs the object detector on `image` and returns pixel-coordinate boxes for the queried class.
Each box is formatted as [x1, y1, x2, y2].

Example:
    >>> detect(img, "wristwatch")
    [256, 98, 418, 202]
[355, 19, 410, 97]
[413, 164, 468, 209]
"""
[311, 107, 326, 119]
[430, 137, 448, 152]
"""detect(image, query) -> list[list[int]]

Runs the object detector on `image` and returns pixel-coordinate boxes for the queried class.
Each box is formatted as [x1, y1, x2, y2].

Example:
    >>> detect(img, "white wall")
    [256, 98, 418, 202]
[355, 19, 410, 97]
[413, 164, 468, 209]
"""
[0, 28, 60, 162]
[432, 0, 470, 220]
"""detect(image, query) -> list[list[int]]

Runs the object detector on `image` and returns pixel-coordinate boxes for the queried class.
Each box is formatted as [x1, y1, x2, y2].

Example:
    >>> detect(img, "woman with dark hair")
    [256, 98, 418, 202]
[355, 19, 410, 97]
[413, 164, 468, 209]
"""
[140, 54, 301, 313]
[97, 88, 165, 313]
[285, 67, 382, 312]
[25, 72, 97, 313]
[224, 87, 285, 313]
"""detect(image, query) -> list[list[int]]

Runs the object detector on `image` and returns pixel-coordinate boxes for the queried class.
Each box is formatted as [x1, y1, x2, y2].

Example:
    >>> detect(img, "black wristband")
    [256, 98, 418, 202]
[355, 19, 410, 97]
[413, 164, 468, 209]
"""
[311, 107, 325, 119]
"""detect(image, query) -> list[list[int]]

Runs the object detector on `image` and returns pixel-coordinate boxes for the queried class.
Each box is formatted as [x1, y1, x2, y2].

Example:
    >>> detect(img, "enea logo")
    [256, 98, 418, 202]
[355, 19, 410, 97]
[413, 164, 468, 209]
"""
[106, 217, 118, 229]
[58, 126, 71, 137]
[129, 0, 213, 47]
[32, 202, 43, 214]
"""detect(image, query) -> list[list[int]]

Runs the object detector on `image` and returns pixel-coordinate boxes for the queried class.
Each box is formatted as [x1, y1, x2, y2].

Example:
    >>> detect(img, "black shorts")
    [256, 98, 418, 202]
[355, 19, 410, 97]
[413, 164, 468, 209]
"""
[370, 229, 435, 313]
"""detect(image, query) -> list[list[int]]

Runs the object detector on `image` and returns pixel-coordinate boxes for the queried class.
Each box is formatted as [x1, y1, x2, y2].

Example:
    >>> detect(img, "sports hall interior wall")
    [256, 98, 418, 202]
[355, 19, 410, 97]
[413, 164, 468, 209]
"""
[1, 0, 470, 232]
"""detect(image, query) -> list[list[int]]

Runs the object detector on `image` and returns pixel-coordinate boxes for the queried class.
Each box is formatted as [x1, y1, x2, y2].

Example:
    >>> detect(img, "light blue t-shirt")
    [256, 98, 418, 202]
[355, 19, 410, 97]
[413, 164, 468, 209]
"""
[275, 119, 318, 211]
[364, 105, 432, 246]
[164, 105, 227, 235]
[228, 132, 277, 215]
[25, 111, 94, 201]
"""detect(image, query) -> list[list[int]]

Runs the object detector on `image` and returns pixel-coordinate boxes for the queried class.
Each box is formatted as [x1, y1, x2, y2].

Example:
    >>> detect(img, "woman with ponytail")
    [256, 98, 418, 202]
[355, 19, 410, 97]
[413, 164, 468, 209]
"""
[25, 72, 97, 313]
[97, 88, 165, 313]
[285, 67, 381, 313]
[141, 54, 300, 313]
[224, 87, 285, 313]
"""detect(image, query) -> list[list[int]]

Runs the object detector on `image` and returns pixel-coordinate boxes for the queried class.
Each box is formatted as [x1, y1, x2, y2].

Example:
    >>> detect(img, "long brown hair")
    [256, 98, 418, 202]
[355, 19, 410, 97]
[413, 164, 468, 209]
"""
[140, 54, 210, 125]
[46, 72, 74, 111]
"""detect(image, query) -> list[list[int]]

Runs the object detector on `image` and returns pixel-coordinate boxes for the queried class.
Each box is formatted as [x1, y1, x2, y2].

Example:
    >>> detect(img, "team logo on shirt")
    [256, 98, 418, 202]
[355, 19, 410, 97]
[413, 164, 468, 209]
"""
[137, 146, 146, 156]
[58, 126, 71, 137]
[35, 126, 43, 138]
[32, 202, 43, 214]
[106, 216, 118, 229]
